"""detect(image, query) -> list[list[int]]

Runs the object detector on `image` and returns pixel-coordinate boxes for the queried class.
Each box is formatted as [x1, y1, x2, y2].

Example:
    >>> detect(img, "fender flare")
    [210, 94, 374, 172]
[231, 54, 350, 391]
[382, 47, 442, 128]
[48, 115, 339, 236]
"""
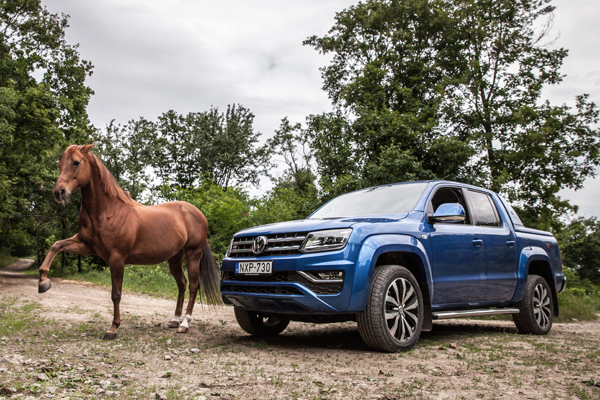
[347, 234, 433, 329]
[514, 246, 557, 311]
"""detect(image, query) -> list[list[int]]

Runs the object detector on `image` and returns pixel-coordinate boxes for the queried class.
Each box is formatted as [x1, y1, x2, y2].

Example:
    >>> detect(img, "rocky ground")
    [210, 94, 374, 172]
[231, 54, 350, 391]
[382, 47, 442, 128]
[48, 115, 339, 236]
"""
[1, 260, 599, 399]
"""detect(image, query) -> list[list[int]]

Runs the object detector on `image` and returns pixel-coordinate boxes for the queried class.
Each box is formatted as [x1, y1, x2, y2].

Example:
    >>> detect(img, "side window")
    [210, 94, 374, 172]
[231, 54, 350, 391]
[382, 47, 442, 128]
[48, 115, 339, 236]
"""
[429, 187, 471, 225]
[468, 190, 502, 227]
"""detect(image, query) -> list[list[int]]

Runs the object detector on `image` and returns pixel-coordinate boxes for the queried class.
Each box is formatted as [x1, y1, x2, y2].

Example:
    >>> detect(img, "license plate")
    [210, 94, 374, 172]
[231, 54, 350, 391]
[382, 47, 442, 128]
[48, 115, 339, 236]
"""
[236, 261, 273, 275]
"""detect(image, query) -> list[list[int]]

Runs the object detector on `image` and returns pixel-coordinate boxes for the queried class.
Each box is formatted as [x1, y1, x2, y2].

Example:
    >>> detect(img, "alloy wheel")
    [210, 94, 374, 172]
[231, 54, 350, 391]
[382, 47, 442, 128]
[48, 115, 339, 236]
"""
[384, 277, 420, 342]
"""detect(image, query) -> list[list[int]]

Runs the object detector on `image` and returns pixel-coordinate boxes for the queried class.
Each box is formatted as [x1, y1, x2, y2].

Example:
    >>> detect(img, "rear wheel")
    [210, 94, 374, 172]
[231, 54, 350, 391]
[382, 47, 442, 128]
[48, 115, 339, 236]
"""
[357, 265, 424, 352]
[234, 308, 290, 337]
[513, 275, 554, 335]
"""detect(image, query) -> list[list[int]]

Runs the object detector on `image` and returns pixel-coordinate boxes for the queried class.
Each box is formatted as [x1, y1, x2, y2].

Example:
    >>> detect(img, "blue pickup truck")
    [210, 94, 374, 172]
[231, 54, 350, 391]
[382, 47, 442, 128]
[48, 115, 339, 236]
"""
[220, 181, 566, 352]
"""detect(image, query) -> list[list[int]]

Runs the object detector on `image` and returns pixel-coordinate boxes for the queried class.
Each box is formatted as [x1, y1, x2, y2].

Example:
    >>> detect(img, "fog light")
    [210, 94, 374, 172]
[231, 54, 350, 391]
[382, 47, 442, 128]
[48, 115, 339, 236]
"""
[317, 271, 344, 280]
[298, 270, 344, 283]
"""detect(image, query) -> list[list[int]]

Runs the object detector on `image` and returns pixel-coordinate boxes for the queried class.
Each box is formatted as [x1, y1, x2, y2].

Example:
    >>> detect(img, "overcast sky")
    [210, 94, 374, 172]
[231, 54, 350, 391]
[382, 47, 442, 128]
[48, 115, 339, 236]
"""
[43, 0, 600, 218]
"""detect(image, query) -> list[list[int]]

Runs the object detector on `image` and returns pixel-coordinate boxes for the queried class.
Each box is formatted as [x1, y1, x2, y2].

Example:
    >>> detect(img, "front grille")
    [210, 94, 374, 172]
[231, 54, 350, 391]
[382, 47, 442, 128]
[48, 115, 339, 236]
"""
[221, 284, 303, 295]
[222, 271, 344, 295]
[229, 232, 307, 257]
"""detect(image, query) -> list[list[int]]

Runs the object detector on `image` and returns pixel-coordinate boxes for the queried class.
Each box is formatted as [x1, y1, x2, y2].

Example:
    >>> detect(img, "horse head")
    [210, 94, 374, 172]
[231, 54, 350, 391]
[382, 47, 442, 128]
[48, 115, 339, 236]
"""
[54, 144, 95, 203]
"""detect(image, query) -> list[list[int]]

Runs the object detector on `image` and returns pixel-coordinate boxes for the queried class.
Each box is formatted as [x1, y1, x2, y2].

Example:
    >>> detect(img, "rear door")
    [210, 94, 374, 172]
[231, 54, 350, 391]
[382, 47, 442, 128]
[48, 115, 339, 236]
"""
[466, 190, 518, 302]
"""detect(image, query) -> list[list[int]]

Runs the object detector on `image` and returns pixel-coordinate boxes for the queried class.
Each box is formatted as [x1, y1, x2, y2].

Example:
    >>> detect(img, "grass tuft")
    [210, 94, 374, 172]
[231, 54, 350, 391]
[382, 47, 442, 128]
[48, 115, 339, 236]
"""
[0, 253, 19, 269]
[557, 289, 600, 322]
[60, 263, 184, 299]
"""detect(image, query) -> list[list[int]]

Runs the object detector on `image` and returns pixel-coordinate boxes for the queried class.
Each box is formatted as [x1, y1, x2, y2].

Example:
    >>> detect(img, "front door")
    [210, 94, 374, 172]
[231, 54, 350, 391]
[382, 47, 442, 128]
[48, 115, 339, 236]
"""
[428, 187, 487, 305]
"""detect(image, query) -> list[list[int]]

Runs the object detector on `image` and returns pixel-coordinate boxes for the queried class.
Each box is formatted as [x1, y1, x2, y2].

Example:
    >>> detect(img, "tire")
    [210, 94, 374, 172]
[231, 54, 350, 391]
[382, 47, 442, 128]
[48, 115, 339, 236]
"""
[234, 308, 290, 337]
[513, 275, 554, 335]
[357, 265, 424, 352]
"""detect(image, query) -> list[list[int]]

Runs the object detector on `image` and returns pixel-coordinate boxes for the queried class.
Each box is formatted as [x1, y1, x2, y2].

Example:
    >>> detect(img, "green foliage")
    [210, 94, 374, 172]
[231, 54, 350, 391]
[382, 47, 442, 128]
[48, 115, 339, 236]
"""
[152, 105, 272, 191]
[0, 251, 18, 268]
[557, 289, 600, 322]
[161, 181, 253, 260]
[304, 0, 600, 226]
[554, 268, 600, 322]
[558, 218, 600, 285]
[93, 118, 155, 202]
[0, 0, 93, 258]
[60, 264, 187, 300]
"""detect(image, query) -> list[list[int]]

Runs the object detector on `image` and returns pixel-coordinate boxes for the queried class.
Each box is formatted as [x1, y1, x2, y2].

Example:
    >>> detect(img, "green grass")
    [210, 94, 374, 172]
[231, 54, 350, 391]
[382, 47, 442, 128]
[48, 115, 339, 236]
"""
[0, 252, 19, 268]
[0, 297, 43, 337]
[556, 288, 600, 322]
[60, 263, 185, 300]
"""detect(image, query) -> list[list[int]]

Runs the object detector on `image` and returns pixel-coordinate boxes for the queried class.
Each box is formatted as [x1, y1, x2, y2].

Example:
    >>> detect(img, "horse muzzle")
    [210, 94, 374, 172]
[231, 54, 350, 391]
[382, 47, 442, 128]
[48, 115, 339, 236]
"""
[54, 187, 71, 203]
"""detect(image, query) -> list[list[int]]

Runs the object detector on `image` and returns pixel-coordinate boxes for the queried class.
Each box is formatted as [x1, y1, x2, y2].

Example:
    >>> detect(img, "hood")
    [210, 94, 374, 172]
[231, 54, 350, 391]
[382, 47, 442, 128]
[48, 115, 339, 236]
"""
[234, 213, 409, 237]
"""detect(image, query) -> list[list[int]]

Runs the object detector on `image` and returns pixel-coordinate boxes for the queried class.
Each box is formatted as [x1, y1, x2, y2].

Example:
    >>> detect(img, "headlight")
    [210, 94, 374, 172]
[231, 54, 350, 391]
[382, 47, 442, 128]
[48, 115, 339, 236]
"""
[300, 229, 352, 253]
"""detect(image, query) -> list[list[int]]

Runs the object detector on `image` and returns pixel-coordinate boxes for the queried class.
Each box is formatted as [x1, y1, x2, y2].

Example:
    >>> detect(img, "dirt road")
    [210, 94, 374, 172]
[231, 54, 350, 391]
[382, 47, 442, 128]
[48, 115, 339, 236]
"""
[1, 261, 599, 399]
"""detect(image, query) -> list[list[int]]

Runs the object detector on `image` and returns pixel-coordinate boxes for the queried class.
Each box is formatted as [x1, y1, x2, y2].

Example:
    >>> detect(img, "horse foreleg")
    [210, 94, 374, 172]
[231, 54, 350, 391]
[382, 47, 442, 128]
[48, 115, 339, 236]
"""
[104, 257, 125, 340]
[39, 234, 95, 293]
[167, 252, 186, 329]
[177, 248, 202, 333]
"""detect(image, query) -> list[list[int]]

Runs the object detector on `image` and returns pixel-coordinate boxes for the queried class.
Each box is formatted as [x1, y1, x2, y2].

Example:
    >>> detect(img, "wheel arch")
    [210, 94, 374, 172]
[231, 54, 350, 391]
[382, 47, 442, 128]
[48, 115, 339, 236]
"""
[515, 246, 559, 317]
[349, 234, 433, 331]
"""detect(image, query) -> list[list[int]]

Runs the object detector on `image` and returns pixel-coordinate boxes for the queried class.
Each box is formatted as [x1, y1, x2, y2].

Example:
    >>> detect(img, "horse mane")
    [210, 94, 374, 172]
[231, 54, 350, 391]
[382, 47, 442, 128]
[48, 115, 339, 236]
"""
[63, 145, 133, 203]
[91, 153, 133, 202]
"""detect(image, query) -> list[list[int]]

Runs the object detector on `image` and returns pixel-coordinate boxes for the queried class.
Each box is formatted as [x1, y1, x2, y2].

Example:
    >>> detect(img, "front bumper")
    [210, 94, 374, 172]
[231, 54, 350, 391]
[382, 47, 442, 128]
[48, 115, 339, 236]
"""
[220, 244, 360, 314]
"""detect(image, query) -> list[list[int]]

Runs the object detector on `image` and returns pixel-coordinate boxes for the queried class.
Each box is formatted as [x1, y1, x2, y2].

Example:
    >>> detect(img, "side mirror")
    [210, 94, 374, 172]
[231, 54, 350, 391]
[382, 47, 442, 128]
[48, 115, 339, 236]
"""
[428, 203, 466, 224]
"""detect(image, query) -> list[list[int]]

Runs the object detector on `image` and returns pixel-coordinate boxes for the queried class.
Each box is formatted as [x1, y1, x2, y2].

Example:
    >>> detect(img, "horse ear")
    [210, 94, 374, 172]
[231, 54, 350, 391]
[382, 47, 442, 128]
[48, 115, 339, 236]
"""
[81, 143, 95, 154]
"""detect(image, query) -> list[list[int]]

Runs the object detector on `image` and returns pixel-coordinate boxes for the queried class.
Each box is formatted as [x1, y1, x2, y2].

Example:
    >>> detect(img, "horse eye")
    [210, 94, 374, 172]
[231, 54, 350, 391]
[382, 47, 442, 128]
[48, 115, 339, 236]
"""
[74, 161, 80, 166]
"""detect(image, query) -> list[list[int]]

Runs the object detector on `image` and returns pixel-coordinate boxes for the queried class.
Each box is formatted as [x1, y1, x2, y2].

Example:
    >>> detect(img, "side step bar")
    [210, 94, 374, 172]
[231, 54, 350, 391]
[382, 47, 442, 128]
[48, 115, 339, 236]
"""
[432, 308, 519, 320]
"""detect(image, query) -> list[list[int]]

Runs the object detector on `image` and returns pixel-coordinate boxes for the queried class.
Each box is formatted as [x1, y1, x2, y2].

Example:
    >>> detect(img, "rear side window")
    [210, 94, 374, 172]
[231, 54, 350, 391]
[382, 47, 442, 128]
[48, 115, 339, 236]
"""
[468, 190, 502, 227]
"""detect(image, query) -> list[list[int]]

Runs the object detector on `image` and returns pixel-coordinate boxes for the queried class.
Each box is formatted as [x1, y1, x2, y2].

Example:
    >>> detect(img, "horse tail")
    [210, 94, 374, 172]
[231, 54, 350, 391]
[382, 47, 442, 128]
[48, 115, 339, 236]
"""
[199, 241, 221, 304]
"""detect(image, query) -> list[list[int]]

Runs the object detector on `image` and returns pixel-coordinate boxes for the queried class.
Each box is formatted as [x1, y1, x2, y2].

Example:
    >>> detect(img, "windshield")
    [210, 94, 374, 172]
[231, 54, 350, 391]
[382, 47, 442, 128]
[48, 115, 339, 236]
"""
[309, 182, 428, 219]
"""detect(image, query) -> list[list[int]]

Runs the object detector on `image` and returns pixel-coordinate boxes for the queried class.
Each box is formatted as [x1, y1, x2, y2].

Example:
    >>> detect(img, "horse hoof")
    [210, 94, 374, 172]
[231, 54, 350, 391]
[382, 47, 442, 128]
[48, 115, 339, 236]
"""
[167, 321, 180, 329]
[38, 280, 52, 293]
[103, 332, 117, 340]
[177, 326, 188, 334]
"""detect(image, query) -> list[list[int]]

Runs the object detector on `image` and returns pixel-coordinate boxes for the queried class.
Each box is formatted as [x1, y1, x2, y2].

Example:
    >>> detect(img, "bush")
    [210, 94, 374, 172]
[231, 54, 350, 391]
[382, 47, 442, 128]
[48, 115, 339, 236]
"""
[0, 251, 18, 269]
[555, 268, 600, 322]
[557, 289, 600, 322]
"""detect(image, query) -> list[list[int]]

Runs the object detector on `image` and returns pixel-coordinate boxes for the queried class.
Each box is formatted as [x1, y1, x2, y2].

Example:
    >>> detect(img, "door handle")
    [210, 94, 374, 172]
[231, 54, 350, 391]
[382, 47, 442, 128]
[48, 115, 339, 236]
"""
[507, 240, 516, 247]
[472, 239, 483, 247]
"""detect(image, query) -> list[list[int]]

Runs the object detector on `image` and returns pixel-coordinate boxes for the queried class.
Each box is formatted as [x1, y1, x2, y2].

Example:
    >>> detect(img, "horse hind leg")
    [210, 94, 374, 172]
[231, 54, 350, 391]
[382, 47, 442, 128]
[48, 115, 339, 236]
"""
[177, 247, 202, 334]
[167, 251, 186, 329]
[103, 255, 125, 340]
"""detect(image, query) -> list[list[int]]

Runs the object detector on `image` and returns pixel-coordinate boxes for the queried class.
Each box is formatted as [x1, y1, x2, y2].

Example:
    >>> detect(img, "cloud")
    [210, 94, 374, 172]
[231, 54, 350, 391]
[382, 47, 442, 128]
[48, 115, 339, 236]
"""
[43, 0, 600, 216]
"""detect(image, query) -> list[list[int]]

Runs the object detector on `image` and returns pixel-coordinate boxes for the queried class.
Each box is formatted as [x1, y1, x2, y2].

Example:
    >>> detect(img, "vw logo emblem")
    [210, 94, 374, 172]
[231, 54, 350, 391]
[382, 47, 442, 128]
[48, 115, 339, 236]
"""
[252, 236, 268, 255]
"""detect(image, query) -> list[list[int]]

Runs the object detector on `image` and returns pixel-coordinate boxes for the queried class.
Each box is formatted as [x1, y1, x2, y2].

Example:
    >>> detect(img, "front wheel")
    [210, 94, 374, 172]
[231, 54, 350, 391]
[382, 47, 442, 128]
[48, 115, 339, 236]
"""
[234, 308, 290, 337]
[357, 265, 424, 352]
[513, 275, 554, 335]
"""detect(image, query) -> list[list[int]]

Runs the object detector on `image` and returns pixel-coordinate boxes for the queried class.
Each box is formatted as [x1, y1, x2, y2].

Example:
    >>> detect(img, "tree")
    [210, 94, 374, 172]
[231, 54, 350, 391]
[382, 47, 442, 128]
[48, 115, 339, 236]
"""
[268, 118, 316, 194]
[94, 118, 154, 202]
[440, 0, 599, 228]
[151, 105, 272, 191]
[304, 0, 475, 197]
[0, 0, 93, 254]
[304, 0, 600, 227]
[262, 118, 321, 219]
[558, 217, 600, 285]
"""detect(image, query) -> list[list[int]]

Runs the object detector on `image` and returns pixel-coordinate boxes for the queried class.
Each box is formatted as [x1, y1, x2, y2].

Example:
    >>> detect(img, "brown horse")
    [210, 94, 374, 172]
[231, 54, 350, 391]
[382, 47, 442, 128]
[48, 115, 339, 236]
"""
[38, 144, 221, 340]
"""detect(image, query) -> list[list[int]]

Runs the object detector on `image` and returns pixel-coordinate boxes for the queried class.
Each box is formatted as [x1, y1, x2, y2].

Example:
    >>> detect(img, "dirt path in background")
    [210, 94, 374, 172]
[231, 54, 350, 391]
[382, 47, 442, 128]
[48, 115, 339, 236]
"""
[1, 262, 599, 399]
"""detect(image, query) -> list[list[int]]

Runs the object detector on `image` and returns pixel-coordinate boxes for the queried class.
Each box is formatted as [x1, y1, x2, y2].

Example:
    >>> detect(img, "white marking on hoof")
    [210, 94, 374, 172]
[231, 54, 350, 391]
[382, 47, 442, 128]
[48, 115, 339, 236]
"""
[181, 314, 192, 329]
[167, 315, 181, 328]
[177, 325, 189, 333]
